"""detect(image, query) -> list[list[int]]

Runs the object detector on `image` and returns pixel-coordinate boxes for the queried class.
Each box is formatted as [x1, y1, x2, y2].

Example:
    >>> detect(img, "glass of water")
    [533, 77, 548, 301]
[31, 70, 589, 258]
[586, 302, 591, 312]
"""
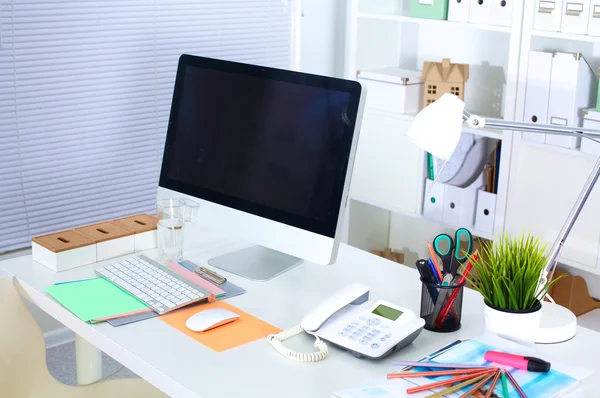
[156, 198, 186, 263]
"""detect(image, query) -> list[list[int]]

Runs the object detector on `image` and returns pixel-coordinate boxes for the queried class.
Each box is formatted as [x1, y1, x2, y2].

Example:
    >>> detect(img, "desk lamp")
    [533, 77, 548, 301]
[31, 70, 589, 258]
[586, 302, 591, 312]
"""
[406, 93, 600, 344]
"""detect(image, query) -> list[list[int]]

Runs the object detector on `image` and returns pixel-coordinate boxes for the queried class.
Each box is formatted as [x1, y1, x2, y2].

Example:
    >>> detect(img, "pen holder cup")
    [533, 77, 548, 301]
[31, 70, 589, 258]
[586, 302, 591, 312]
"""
[419, 277, 465, 333]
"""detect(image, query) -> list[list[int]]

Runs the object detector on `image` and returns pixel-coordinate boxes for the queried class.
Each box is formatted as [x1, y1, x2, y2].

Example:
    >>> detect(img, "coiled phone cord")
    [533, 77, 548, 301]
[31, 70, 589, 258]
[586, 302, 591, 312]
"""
[267, 325, 329, 362]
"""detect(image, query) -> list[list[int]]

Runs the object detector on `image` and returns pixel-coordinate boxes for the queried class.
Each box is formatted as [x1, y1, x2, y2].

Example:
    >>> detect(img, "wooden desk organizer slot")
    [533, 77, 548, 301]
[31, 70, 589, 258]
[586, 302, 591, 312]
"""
[112, 214, 158, 252]
[75, 222, 135, 262]
[32, 230, 97, 272]
[31, 214, 158, 272]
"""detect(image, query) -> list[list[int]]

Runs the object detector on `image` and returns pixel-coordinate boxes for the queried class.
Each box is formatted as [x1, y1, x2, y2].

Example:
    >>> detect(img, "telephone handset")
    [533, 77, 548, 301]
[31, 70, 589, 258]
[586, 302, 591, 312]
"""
[267, 283, 425, 362]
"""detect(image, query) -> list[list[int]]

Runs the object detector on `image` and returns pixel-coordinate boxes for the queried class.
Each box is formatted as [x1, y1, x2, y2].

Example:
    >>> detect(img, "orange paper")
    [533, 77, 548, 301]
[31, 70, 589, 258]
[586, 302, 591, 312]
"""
[159, 300, 281, 352]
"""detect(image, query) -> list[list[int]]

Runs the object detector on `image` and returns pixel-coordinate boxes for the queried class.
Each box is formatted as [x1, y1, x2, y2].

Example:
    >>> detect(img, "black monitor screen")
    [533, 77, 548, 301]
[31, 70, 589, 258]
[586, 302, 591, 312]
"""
[159, 55, 362, 238]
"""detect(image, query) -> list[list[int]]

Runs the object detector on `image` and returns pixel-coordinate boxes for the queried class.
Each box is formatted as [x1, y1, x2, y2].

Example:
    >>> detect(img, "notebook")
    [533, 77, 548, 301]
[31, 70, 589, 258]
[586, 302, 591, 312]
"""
[332, 334, 589, 398]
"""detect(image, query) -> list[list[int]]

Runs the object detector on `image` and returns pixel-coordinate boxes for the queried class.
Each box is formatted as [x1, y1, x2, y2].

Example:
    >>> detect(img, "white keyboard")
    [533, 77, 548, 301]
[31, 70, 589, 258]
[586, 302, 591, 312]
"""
[95, 255, 210, 314]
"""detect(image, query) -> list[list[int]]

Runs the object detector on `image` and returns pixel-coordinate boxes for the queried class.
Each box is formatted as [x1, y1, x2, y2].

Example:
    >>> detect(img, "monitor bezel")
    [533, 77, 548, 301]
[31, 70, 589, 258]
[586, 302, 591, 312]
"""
[158, 54, 363, 238]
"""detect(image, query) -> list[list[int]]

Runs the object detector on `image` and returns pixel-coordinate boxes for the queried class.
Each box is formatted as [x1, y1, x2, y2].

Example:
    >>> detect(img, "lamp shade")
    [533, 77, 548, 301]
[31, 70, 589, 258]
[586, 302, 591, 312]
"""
[405, 93, 465, 160]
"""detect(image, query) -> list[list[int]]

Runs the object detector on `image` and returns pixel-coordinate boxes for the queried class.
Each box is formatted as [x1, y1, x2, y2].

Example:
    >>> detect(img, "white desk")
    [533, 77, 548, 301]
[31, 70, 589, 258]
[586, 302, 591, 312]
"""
[2, 225, 599, 397]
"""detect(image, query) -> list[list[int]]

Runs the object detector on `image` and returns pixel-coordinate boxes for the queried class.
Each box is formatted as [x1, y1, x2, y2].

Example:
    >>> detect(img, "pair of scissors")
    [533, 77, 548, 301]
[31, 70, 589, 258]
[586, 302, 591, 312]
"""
[433, 228, 473, 278]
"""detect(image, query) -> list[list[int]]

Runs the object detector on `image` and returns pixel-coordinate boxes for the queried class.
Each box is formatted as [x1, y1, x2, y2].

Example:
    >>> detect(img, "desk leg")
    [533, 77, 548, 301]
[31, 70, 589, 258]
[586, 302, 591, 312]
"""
[75, 335, 103, 385]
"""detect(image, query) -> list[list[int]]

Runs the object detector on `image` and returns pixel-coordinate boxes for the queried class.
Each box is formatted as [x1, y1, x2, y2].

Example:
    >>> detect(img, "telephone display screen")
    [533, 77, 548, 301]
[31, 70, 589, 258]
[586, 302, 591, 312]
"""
[371, 304, 403, 321]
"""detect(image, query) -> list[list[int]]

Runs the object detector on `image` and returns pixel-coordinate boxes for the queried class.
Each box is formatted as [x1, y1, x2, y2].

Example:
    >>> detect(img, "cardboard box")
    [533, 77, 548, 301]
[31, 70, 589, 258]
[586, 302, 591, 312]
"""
[75, 222, 134, 261]
[32, 230, 96, 272]
[112, 214, 158, 252]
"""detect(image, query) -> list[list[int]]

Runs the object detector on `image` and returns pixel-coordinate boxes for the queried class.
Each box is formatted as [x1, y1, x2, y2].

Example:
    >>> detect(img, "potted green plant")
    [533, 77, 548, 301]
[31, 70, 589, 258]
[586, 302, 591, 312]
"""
[464, 233, 564, 345]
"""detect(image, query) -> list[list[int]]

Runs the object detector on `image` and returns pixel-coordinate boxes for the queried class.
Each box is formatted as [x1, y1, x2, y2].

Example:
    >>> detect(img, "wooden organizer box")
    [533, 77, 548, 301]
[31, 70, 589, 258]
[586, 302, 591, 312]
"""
[75, 222, 135, 262]
[32, 230, 97, 272]
[112, 214, 158, 252]
[32, 214, 158, 272]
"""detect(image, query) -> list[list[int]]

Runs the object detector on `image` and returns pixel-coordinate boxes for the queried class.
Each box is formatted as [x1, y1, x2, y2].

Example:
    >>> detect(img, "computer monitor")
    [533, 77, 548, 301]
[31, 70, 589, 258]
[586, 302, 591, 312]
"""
[157, 54, 366, 281]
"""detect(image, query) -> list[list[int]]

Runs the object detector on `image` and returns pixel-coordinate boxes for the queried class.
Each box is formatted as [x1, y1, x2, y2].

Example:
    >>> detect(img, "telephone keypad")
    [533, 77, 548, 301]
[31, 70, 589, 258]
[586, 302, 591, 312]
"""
[339, 317, 391, 349]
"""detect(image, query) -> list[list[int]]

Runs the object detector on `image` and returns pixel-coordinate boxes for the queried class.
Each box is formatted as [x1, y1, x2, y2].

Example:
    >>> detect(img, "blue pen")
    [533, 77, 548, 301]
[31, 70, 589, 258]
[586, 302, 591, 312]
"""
[428, 258, 442, 284]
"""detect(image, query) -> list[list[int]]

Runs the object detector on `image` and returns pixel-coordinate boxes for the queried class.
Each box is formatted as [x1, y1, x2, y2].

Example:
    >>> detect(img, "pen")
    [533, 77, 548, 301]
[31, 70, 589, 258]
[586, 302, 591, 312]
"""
[427, 258, 442, 284]
[427, 242, 443, 278]
[501, 370, 509, 398]
[484, 350, 550, 373]
[434, 250, 478, 328]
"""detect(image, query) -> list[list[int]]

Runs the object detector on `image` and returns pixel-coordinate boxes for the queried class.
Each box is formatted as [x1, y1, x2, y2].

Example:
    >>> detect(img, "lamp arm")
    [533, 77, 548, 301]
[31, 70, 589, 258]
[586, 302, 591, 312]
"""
[464, 111, 600, 297]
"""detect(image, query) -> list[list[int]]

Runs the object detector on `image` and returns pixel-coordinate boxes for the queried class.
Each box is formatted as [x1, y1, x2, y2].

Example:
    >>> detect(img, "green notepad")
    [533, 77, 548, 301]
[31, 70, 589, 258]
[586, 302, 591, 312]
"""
[46, 278, 149, 322]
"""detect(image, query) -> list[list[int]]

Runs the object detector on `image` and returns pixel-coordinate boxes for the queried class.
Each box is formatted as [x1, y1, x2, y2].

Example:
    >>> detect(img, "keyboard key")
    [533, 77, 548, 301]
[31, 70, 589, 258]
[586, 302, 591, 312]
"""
[161, 299, 175, 308]
[119, 281, 141, 295]
[176, 298, 190, 305]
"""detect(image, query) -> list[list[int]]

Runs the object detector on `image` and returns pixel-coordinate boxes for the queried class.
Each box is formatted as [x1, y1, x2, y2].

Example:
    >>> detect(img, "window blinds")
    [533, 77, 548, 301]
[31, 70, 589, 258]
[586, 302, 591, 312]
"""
[0, 0, 295, 252]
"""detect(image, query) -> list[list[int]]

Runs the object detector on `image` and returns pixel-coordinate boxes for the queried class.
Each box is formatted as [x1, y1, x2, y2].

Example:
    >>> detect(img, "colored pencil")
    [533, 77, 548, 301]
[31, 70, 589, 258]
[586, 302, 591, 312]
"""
[388, 368, 489, 379]
[391, 360, 489, 369]
[459, 371, 497, 398]
[424, 374, 488, 398]
[501, 370, 509, 398]
[506, 368, 529, 398]
[484, 368, 502, 398]
[406, 369, 495, 394]
[434, 250, 478, 328]
[427, 241, 443, 280]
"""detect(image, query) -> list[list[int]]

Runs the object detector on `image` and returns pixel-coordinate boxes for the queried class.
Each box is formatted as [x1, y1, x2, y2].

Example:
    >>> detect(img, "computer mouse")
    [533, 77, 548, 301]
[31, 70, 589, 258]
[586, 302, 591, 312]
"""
[185, 308, 240, 332]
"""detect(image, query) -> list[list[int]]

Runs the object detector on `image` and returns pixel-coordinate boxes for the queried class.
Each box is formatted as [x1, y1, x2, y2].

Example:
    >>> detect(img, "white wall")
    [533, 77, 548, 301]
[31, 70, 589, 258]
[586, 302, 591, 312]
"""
[299, 0, 347, 77]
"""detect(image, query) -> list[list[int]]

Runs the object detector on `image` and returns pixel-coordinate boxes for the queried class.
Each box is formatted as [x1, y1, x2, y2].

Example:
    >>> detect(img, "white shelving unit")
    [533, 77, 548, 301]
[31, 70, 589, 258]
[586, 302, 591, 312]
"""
[343, 0, 600, 278]
[505, 1, 600, 275]
[343, 0, 522, 253]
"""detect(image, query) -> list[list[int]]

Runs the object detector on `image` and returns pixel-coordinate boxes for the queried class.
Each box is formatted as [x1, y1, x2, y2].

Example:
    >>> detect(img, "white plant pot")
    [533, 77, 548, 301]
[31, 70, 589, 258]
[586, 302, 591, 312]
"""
[483, 301, 543, 346]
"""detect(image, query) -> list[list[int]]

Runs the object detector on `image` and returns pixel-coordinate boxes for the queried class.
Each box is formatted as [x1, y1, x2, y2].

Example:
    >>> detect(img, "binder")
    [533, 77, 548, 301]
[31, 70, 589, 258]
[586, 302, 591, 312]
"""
[423, 179, 445, 222]
[448, 0, 470, 22]
[546, 52, 597, 149]
[468, 0, 492, 25]
[474, 190, 497, 234]
[588, 1, 600, 36]
[560, 0, 590, 34]
[490, 0, 513, 27]
[522, 51, 553, 144]
[534, 0, 564, 31]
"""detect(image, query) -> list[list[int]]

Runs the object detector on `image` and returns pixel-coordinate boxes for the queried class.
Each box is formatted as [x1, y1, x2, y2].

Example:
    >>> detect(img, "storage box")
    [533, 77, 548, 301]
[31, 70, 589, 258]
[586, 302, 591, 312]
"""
[581, 108, 600, 155]
[468, 0, 492, 25]
[409, 0, 449, 20]
[112, 214, 158, 252]
[534, 0, 563, 32]
[75, 222, 134, 261]
[447, 0, 470, 22]
[474, 190, 497, 234]
[357, 68, 423, 115]
[32, 230, 96, 272]
[423, 179, 445, 222]
[588, 1, 600, 36]
[545, 52, 597, 149]
[490, 0, 513, 27]
[560, 0, 590, 34]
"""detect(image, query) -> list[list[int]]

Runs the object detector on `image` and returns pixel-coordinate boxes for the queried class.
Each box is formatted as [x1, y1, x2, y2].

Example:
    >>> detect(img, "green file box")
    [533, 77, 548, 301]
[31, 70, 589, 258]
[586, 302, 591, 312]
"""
[409, 0, 449, 20]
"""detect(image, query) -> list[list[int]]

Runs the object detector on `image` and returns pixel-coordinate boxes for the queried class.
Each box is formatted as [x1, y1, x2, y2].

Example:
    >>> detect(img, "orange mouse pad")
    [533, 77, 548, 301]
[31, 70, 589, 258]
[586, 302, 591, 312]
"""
[159, 300, 281, 352]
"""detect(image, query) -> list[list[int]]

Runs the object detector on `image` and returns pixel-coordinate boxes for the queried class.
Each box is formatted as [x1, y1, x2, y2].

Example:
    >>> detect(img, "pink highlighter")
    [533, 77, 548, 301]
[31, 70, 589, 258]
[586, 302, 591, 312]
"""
[484, 350, 551, 373]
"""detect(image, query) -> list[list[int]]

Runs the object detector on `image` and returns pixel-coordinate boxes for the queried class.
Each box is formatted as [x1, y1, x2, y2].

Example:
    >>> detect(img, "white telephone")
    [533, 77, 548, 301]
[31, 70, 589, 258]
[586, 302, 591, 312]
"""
[267, 283, 425, 362]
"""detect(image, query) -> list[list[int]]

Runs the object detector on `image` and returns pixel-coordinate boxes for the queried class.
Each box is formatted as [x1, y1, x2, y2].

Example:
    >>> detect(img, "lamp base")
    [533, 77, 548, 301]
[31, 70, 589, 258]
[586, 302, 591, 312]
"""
[535, 302, 577, 344]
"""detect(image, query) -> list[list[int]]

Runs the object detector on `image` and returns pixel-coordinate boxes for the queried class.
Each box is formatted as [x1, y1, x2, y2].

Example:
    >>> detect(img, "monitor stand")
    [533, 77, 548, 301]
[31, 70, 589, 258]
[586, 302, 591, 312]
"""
[207, 245, 303, 282]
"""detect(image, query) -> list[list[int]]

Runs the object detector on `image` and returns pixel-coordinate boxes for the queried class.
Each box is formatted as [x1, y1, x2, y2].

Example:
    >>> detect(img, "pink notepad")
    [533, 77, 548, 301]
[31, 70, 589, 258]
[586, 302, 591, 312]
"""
[166, 262, 226, 297]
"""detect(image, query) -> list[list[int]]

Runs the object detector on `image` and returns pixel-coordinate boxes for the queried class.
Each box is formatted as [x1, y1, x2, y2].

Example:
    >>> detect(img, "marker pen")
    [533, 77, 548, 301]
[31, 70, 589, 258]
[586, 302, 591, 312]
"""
[484, 350, 551, 373]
